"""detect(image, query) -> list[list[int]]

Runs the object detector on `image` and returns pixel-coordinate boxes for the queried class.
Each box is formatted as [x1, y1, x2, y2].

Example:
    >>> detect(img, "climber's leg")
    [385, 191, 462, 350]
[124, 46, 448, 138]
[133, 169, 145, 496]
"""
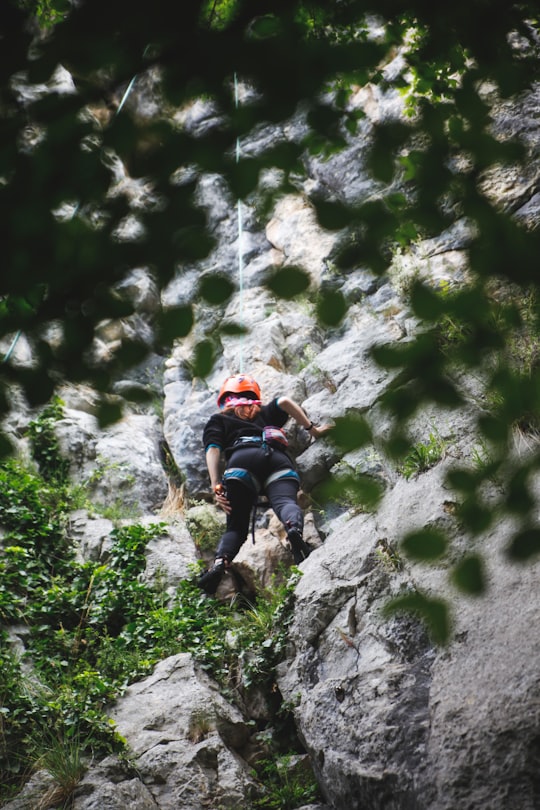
[197, 476, 255, 594]
[265, 473, 311, 564]
[197, 557, 229, 595]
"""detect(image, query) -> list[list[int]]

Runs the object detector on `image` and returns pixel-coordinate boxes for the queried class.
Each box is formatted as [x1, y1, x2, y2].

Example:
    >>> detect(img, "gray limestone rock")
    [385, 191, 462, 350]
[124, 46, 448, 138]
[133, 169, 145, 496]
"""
[104, 653, 257, 810]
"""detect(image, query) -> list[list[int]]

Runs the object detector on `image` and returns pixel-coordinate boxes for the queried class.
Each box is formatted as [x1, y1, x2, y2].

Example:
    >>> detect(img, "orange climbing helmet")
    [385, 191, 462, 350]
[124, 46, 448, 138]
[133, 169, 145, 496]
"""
[217, 374, 262, 408]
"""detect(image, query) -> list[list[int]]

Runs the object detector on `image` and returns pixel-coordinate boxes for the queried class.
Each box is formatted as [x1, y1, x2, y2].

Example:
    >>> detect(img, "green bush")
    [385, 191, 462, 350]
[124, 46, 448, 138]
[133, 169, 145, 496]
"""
[28, 397, 70, 485]
[252, 754, 320, 810]
[399, 431, 447, 480]
[0, 457, 305, 803]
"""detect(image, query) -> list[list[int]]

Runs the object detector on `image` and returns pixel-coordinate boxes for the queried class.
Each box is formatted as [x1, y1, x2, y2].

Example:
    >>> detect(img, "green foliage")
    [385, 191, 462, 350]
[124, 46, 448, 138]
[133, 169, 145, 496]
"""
[0, 0, 538, 393]
[0, 464, 168, 798]
[329, 413, 372, 453]
[266, 267, 311, 300]
[0, 631, 37, 795]
[401, 527, 448, 562]
[185, 502, 224, 552]
[383, 589, 451, 645]
[199, 273, 235, 305]
[27, 396, 70, 484]
[16, 0, 70, 28]
[252, 753, 320, 809]
[0, 460, 74, 622]
[167, 567, 300, 696]
[316, 288, 347, 327]
[399, 431, 447, 480]
[2, 0, 540, 645]
[35, 725, 88, 800]
[315, 469, 384, 514]
[202, 0, 239, 30]
[0, 457, 302, 800]
[451, 554, 485, 595]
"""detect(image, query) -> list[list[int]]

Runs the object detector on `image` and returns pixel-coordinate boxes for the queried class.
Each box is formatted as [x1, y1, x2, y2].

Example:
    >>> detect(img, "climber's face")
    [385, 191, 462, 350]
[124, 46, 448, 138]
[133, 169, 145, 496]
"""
[234, 402, 259, 420]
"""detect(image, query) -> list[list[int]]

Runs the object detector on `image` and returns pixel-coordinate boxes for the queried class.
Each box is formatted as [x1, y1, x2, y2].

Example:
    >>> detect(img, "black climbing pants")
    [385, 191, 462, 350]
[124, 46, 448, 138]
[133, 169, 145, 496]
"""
[215, 445, 302, 562]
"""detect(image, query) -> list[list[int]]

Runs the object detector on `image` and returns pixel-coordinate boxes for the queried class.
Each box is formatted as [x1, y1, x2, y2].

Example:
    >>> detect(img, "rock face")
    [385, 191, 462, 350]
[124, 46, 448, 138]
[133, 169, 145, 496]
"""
[4, 58, 540, 810]
[84, 654, 257, 810]
[278, 463, 540, 809]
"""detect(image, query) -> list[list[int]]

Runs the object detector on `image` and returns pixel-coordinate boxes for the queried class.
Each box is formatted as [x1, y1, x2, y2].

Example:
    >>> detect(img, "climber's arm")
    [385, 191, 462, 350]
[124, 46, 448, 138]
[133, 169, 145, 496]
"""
[205, 445, 231, 514]
[276, 396, 333, 439]
[205, 445, 222, 490]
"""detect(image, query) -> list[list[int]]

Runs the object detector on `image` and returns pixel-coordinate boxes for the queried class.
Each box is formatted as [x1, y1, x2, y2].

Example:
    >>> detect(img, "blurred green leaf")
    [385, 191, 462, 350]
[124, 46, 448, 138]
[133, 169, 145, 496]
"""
[456, 497, 494, 535]
[117, 385, 154, 404]
[451, 555, 486, 595]
[410, 281, 445, 320]
[330, 414, 372, 452]
[228, 158, 261, 199]
[384, 431, 413, 459]
[505, 468, 535, 514]
[97, 399, 123, 428]
[192, 339, 215, 378]
[478, 415, 508, 443]
[383, 591, 451, 645]
[17, 368, 55, 407]
[313, 200, 356, 230]
[316, 289, 346, 326]
[317, 472, 384, 512]
[401, 527, 448, 562]
[172, 226, 215, 261]
[248, 14, 282, 39]
[158, 306, 194, 343]
[0, 431, 14, 459]
[307, 104, 343, 136]
[113, 340, 149, 368]
[507, 528, 540, 562]
[446, 468, 477, 493]
[219, 322, 248, 336]
[199, 274, 235, 305]
[266, 266, 310, 299]
[367, 123, 411, 183]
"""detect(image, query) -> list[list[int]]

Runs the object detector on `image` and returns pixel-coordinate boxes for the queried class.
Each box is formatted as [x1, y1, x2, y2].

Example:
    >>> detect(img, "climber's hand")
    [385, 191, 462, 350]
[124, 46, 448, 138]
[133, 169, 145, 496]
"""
[213, 484, 231, 514]
[309, 422, 334, 439]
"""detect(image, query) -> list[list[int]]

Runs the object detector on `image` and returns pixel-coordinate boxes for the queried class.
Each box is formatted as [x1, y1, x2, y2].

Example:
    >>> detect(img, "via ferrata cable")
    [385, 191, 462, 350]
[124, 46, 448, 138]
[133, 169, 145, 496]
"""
[1, 329, 22, 364]
[234, 72, 245, 374]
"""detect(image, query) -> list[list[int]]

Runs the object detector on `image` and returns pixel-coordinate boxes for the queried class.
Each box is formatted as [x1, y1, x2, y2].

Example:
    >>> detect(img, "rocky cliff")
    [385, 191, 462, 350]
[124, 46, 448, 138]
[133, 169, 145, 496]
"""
[3, 51, 540, 810]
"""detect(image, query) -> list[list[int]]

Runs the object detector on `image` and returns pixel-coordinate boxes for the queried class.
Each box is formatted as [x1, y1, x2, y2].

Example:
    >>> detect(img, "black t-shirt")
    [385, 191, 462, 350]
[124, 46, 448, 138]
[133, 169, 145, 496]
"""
[203, 398, 288, 457]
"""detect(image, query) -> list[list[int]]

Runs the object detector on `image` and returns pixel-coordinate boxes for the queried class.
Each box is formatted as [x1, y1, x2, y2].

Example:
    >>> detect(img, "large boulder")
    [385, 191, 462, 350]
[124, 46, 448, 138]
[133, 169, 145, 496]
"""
[277, 452, 540, 809]
[56, 409, 168, 515]
[76, 653, 257, 810]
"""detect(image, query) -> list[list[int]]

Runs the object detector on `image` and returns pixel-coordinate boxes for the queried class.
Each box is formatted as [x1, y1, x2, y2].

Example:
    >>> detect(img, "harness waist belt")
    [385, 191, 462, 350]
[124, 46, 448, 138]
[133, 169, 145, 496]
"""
[233, 428, 288, 450]
[233, 436, 263, 448]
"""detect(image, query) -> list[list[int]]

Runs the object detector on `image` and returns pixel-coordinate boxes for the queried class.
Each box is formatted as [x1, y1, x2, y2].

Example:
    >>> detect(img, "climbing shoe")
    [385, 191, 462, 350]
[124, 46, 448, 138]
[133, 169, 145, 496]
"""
[197, 559, 226, 594]
[286, 527, 311, 565]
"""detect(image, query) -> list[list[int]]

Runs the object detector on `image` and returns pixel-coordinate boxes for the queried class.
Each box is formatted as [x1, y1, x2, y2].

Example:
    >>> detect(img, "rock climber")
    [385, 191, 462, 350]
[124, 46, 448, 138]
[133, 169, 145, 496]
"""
[197, 373, 332, 594]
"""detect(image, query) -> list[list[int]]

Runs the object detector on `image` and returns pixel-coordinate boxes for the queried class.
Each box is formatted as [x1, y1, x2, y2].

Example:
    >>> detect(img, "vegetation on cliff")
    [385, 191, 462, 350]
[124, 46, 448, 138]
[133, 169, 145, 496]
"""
[2, 0, 540, 647]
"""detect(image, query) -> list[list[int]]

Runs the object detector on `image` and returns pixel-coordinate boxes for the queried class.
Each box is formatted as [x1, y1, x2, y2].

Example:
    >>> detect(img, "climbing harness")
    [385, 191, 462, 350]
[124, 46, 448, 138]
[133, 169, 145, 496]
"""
[222, 466, 261, 495]
[222, 452, 300, 547]
[262, 425, 288, 447]
[232, 426, 289, 453]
